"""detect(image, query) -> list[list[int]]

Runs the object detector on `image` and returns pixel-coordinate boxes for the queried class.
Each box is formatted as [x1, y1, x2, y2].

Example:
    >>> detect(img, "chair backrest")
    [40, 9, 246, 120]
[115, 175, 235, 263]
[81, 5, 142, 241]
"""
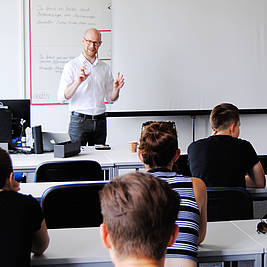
[41, 182, 107, 229]
[34, 160, 104, 182]
[173, 154, 192, 176]
[207, 187, 253, 222]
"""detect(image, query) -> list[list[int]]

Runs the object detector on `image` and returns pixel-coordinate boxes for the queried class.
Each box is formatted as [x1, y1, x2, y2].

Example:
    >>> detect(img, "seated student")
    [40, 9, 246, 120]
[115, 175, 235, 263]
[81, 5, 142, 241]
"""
[0, 148, 49, 267]
[99, 172, 180, 267]
[187, 103, 265, 188]
[138, 121, 207, 267]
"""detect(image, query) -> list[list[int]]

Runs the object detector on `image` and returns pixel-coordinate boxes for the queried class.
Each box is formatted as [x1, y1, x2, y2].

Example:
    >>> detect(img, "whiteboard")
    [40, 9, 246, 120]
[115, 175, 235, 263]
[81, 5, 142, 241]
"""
[29, 0, 111, 104]
[28, 0, 267, 112]
[111, 0, 267, 112]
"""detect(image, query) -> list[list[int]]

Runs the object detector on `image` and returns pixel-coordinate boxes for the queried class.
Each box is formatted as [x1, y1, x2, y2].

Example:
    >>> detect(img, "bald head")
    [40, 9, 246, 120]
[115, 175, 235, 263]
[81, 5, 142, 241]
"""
[84, 28, 101, 41]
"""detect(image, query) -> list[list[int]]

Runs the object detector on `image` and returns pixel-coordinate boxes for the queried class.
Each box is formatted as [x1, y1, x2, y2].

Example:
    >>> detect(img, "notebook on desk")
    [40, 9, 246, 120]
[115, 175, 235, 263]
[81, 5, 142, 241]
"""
[42, 132, 71, 152]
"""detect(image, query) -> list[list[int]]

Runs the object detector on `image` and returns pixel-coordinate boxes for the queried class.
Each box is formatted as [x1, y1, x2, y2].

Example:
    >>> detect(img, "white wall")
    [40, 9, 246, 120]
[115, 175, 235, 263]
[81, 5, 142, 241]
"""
[238, 114, 267, 155]
[0, 0, 24, 98]
[30, 104, 267, 155]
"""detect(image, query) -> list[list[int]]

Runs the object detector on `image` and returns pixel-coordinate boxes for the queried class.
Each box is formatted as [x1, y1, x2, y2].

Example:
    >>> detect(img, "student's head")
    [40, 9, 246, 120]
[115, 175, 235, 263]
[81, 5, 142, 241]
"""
[100, 172, 180, 263]
[82, 28, 102, 59]
[138, 121, 180, 169]
[210, 103, 240, 137]
[0, 148, 19, 191]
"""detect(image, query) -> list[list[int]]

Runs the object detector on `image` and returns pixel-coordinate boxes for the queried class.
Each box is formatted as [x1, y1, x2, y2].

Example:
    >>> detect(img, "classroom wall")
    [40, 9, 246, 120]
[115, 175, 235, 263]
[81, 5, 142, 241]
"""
[0, 0, 24, 99]
[2, 0, 267, 155]
[31, 104, 267, 155]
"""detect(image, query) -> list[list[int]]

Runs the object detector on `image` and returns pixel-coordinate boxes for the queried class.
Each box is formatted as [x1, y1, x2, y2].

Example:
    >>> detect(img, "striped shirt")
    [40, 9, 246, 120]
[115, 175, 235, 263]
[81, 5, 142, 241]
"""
[148, 169, 200, 262]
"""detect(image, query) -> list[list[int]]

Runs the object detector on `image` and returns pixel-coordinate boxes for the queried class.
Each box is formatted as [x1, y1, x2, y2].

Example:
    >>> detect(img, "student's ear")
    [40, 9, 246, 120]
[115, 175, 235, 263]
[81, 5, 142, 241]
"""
[100, 223, 112, 249]
[229, 123, 235, 136]
[173, 149, 181, 162]
[8, 172, 13, 185]
[138, 149, 144, 163]
[4, 172, 13, 189]
[6, 172, 20, 192]
[168, 224, 179, 247]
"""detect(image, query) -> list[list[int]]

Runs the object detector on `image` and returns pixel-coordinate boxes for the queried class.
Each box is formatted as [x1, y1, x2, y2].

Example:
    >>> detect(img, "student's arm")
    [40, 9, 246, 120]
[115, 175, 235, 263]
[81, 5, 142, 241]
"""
[32, 220, 50, 255]
[192, 177, 207, 244]
[246, 161, 266, 188]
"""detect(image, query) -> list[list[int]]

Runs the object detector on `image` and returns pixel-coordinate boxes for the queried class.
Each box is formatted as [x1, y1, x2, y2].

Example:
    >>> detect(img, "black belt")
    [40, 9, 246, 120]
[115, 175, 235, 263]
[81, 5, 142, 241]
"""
[71, 111, 106, 120]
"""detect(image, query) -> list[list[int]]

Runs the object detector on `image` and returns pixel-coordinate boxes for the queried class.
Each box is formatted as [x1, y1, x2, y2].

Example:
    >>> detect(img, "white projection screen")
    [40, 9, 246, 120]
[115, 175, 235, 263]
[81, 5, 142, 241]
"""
[111, 0, 267, 113]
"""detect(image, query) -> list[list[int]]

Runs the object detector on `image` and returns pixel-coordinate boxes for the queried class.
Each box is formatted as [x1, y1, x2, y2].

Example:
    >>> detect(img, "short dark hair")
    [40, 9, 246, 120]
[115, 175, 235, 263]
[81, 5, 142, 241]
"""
[0, 148, 13, 188]
[139, 121, 178, 168]
[210, 103, 240, 130]
[100, 172, 180, 261]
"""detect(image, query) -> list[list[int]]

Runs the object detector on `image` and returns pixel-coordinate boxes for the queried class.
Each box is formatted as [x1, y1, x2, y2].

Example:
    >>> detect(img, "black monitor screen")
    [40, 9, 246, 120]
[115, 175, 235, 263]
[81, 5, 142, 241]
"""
[0, 100, 30, 139]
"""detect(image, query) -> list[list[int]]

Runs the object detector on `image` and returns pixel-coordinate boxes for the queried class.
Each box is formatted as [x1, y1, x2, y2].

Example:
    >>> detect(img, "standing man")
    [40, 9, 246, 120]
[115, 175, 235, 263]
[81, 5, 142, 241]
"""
[188, 103, 265, 188]
[58, 28, 124, 145]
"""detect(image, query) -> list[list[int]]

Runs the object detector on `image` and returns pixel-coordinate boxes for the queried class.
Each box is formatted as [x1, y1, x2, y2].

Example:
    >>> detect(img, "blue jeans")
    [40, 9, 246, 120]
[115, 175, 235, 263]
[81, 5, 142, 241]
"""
[69, 112, 107, 146]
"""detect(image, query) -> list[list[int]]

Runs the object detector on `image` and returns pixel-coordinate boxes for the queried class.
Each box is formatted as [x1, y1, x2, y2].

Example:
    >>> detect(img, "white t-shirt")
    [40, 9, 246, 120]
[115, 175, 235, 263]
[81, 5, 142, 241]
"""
[58, 53, 114, 115]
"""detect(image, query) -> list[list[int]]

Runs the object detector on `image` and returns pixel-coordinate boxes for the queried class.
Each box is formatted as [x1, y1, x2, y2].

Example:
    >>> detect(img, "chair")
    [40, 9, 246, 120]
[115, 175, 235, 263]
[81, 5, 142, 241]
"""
[41, 182, 107, 229]
[34, 160, 104, 182]
[207, 187, 253, 222]
[173, 154, 192, 176]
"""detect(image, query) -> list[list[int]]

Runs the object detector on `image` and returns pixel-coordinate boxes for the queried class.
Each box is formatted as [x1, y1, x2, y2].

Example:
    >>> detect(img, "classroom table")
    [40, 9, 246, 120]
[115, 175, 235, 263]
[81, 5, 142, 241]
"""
[31, 220, 263, 267]
[18, 175, 267, 202]
[19, 181, 107, 202]
[197, 221, 262, 266]
[11, 146, 144, 179]
[231, 219, 267, 267]
[11, 147, 114, 177]
[11, 147, 267, 199]
[31, 227, 112, 267]
[100, 148, 144, 177]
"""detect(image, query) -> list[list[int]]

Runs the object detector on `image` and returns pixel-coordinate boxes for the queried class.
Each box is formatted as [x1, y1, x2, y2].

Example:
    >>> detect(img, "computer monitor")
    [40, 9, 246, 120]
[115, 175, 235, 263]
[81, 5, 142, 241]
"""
[0, 99, 30, 139]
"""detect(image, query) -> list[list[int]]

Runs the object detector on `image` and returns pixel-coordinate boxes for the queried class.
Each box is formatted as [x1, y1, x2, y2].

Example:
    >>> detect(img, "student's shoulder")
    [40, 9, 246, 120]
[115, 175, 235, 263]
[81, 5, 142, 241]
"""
[235, 138, 258, 157]
[236, 137, 253, 145]
[188, 137, 209, 152]
[191, 137, 210, 146]
[1, 191, 39, 207]
[14, 192, 40, 206]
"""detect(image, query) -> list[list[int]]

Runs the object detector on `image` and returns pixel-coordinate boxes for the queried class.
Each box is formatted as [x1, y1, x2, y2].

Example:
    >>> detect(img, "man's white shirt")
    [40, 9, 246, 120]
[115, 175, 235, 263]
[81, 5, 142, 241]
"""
[58, 53, 114, 115]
